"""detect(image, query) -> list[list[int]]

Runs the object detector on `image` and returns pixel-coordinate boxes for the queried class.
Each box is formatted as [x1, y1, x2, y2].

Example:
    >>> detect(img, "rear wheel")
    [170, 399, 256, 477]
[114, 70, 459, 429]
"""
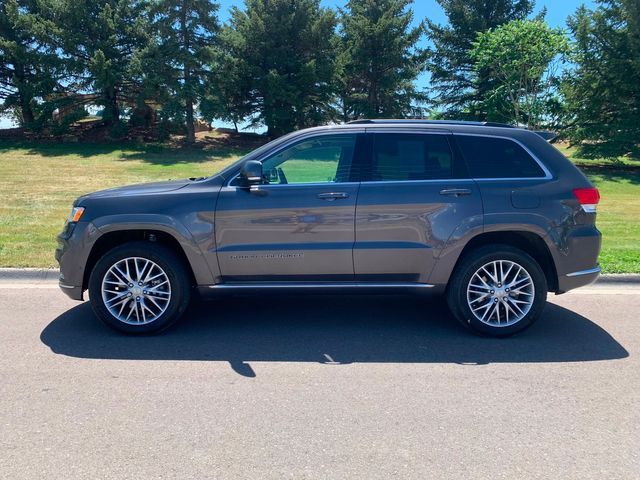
[446, 245, 547, 337]
[88, 241, 191, 334]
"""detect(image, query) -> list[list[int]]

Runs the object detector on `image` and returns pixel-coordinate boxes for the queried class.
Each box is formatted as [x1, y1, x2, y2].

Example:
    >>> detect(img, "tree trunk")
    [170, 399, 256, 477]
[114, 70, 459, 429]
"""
[14, 63, 35, 127]
[103, 87, 119, 126]
[19, 93, 35, 127]
[185, 95, 195, 144]
[181, 1, 195, 145]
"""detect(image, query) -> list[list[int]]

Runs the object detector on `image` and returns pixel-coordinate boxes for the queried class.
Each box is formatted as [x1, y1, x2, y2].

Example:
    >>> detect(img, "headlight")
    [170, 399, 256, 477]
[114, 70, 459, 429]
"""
[68, 206, 85, 223]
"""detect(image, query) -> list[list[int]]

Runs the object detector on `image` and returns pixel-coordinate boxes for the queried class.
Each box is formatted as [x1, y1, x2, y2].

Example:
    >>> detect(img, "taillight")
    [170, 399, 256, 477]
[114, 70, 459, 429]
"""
[573, 187, 600, 213]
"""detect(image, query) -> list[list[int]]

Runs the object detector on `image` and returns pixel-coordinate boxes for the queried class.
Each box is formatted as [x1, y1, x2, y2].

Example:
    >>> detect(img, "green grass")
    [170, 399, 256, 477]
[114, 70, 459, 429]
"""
[0, 140, 246, 267]
[0, 139, 639, 273]
[556, 143, 640, 273]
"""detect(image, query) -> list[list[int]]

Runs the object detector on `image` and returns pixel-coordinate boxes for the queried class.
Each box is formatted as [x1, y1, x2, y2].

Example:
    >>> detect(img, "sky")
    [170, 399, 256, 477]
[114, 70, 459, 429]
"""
[0, 0, 597, 130]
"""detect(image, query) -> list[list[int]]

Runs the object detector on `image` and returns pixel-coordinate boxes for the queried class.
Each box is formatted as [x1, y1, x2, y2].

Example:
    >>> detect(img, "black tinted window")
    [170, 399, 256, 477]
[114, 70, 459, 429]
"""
[370, 133, 453, 181]
[456, 135, 545, 178]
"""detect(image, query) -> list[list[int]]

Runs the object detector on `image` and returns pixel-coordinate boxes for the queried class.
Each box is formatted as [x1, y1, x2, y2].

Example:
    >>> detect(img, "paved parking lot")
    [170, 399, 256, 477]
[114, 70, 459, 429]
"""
[0, 282, 638, 479]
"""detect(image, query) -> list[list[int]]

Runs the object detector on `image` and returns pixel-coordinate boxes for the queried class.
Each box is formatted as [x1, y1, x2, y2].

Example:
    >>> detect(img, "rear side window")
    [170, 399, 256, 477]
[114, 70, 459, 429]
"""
[455, 135, 546, 178]
[370, 133, 453, 181]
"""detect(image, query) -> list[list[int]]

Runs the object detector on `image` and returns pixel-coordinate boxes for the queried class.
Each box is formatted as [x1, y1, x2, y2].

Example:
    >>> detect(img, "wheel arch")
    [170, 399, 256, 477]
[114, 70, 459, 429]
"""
[432, 230, 559, 293]
[82, 226, 212, 291]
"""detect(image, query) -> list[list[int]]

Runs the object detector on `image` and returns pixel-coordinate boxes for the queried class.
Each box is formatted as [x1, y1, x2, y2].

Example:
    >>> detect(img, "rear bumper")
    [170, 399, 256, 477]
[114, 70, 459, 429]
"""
[557, 266, 601, 293]
[551, 223, 601, 293]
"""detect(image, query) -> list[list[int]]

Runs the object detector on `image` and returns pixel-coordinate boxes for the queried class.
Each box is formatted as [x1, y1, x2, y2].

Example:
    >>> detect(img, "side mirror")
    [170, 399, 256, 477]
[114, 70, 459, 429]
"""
[239, 160, 263, 187]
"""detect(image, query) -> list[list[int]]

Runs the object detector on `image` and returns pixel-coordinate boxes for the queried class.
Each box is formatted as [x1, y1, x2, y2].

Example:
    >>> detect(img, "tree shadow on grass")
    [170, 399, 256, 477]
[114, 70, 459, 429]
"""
[0, 139, 252, 166]
[577, 163, 640, 185]
[41, 294, 628, 377]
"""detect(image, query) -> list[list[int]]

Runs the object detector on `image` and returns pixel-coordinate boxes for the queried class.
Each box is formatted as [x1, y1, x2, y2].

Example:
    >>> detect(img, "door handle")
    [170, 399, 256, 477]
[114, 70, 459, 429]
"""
[439, 188, 471, 197]
[317, 192, 349, 201]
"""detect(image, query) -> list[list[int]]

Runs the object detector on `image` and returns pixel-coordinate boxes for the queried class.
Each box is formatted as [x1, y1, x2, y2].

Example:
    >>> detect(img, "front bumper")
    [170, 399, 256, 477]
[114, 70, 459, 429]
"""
[58, 282, 84, 300]
[56, 221, 95, 301]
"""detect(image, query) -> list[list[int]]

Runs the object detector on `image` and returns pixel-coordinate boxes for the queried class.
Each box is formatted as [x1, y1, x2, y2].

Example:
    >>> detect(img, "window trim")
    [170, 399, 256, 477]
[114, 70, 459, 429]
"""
[225, 130, 364, 187]
[452, 132, 553, 181]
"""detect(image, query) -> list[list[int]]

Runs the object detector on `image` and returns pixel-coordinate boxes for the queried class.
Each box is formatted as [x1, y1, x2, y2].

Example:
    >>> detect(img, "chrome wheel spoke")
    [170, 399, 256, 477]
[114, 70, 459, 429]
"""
[102, 257, 172, 325]
[466, 259, 535, 327]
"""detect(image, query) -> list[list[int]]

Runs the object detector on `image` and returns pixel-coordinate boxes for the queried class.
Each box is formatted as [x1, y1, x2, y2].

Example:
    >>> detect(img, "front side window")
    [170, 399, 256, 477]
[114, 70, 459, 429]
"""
[369, 133, 453, 181]
[455, 135, 546, 178]
[259, 134, 357, 185]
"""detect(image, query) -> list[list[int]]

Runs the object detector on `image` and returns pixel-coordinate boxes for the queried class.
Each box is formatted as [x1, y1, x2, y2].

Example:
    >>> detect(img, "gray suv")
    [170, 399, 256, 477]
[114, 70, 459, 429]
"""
[56, 120, 602, 336]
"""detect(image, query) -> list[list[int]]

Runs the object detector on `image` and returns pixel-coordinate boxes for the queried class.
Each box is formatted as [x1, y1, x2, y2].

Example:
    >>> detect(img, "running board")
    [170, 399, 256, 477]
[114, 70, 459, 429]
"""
[203, 282, 435, 290]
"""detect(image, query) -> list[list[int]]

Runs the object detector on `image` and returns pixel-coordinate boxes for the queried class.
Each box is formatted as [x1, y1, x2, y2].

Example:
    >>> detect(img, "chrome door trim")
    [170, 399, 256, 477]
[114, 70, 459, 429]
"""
[205, 282, 435, 289]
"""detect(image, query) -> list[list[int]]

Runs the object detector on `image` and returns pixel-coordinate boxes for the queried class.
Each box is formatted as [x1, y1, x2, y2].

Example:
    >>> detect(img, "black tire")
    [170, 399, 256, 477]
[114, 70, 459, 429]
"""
[88, 241, 192, 334]
[446, 244, 547, 337]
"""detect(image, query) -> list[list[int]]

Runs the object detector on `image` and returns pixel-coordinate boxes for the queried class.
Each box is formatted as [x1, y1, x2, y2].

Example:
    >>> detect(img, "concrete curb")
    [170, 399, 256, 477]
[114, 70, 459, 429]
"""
[0, 268, 60, 282]
[1, 267, 639, 285]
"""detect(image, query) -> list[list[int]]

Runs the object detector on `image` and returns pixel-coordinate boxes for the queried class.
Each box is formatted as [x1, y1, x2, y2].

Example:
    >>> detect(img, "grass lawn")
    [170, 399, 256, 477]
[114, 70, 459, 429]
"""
[0, 140, 246, 267]
[0, 138, 639, 273]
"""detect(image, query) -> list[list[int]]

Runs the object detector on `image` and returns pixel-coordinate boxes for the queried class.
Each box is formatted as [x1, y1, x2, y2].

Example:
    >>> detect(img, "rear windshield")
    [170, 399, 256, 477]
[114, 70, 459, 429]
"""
[455, 135, 546, 179]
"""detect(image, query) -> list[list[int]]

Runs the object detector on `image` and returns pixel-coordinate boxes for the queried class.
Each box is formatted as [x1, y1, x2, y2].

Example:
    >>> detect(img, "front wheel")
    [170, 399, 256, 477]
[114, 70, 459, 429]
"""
[446, 245, 547, 337]
[88, 241, 192, 334]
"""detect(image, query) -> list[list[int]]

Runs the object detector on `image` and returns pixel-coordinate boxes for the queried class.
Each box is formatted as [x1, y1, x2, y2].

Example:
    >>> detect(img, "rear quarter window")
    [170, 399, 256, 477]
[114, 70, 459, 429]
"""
[455, 135, 546, 179]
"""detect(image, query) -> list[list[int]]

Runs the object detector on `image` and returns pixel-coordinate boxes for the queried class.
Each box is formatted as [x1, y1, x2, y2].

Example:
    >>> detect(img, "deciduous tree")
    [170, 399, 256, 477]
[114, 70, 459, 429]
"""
[471, 19, 568, 128]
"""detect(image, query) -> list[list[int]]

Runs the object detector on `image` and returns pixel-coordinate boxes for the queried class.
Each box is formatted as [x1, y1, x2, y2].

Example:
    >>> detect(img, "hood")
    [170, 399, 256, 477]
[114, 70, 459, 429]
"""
[76, 179, 192, 203]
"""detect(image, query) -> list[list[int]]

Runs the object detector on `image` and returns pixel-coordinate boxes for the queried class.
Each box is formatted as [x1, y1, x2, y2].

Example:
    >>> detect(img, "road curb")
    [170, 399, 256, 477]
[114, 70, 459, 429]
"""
[1, 267, 639, 285]
[0, 268, 60, 282]
[596, 274, 640, 284]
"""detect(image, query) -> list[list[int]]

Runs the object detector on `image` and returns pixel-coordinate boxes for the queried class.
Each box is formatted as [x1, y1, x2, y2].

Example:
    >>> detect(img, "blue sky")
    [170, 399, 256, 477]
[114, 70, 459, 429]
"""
[0, 0, 596, 129]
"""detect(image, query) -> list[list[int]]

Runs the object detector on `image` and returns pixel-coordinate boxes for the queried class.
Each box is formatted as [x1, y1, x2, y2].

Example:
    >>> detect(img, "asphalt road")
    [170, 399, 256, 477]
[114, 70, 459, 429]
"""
[0, 282, 638, 479]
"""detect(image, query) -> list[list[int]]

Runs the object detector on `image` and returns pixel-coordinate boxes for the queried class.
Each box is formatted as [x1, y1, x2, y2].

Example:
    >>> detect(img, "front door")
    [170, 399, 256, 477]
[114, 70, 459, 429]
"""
[215, 133, 362, 281]
[354, 131, 483, 283]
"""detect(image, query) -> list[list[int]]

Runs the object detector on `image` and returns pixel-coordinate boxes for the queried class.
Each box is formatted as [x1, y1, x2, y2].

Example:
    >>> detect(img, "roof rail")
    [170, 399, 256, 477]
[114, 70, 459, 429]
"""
[346, 119, 516, 128]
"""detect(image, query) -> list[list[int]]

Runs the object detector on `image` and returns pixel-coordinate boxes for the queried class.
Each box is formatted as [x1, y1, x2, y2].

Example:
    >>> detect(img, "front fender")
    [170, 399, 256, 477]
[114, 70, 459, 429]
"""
[91, 214, 217, 285]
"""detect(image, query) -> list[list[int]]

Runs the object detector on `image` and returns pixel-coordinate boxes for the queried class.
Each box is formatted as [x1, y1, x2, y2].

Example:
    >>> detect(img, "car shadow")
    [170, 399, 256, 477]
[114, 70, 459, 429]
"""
[40, 295, 629, 377]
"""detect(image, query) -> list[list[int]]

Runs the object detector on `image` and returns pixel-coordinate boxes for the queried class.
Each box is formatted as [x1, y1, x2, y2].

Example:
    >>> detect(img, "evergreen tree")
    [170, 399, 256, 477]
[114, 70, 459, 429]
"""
[426, 0, 535, 120]
[146, 0, 219, 144]
[0, 0, 63, 127]
[222, 0, 337, 137]
[53, 0, 150, 126]
[563, 0, 640, 158]
[200, 39, 251, 133]
[336, 0, 426, 121]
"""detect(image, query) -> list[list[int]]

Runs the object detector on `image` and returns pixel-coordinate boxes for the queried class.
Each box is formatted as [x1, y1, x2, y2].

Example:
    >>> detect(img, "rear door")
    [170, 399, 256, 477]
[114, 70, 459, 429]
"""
[353, 130, 483, 283]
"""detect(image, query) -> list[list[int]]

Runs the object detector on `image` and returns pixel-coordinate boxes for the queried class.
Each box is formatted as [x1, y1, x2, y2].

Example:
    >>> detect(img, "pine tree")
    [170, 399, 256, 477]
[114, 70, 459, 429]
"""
[53, 0, 150, 126]
[426, 0, 534, 120]
[147, 0, 219, 144]
[336, 0, 426, 121]
[0, 0, 63, 127]
[563, 0, 640, 158]
[222, 0, 337, 137]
